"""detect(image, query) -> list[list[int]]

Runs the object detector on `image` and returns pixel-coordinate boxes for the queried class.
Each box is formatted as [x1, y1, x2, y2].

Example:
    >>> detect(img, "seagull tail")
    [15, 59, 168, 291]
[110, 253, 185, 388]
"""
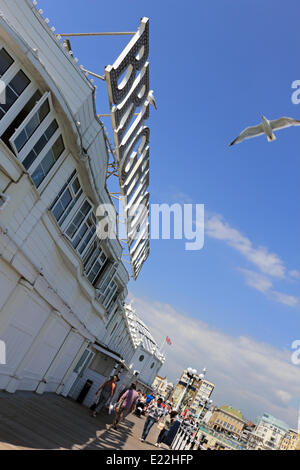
[267, 133, 276, 142]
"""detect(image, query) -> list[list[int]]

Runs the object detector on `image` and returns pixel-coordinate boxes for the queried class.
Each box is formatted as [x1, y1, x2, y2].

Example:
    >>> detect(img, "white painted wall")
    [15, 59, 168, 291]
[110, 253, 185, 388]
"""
[0, 1, 129, 396]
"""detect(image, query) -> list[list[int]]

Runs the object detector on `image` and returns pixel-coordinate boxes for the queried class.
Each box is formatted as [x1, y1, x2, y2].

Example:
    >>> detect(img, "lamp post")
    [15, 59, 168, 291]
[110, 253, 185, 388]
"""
[184, 397, 194, 419]
[175, 367, 197, 412]
[197, 397, 213, 422]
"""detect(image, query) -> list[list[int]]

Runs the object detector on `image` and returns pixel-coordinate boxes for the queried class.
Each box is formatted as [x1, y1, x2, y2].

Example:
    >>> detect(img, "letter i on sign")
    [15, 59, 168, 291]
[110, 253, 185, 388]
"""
[0, 340, 6, 365]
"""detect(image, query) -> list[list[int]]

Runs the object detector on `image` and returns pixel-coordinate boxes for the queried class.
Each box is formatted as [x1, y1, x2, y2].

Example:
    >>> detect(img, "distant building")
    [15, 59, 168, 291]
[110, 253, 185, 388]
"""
[240, 420, 255, 445]
[280, 429, 300, 451]
[170, 369, 214, 415]
[152, 375, 173, 400]
[190, 379, 215, 417]
[69, 303, 165, 405]
[209, 405, 247, 438]
[247, 413, 289, 450]
[202, 409, 213, 425]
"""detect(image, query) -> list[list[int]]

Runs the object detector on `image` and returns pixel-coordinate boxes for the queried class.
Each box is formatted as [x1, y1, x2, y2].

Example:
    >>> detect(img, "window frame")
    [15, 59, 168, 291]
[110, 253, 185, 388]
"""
[0, 61, 36, 131]
[75, 211, 97, 255]
[64, 198, 94, 249]
[106, 290, 120, 315]
[50, 174, 116, 291]
[84, 241, 108, 285]
[0, 43, 69, 194]
[9, 91, 52, 155]
[29, 130, 65, 188]
[0, 47, 14, 78]
[102, 279, 118, 308]
[58, 191, 86, 232]
[96, 264, 117, 300]
[17, 115, 60, 169]
[51, 171, 83, 226]
[0, 82, 37, 134]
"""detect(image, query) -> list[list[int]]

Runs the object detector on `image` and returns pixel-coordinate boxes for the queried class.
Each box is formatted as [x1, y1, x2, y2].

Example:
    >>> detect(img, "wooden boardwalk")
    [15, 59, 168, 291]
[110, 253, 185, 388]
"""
[0, 391, 163, 450]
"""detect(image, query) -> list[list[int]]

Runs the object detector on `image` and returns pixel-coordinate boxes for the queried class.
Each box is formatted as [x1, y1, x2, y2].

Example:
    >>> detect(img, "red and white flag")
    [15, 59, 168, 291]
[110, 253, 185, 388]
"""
[166, 336, 172, 345]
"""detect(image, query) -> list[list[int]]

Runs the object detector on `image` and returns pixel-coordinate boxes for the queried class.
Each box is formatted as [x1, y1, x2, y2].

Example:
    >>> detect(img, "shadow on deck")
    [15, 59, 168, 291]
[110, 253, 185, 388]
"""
[0, 390, 140, 450]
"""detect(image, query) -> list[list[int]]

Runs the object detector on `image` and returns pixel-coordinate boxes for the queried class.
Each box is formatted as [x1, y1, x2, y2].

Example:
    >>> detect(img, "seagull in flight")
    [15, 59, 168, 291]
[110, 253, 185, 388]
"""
[229, 115, 300, 146]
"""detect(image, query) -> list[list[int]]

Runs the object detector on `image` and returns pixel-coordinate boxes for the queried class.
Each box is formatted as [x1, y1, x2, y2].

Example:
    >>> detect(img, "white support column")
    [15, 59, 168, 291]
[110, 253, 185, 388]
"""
[0, 278, 30, 335]
[1, 279, 52, 393]
[57, 338, 90, 396]
[35, 322, 75, 394]
[5, 308, 59, 393]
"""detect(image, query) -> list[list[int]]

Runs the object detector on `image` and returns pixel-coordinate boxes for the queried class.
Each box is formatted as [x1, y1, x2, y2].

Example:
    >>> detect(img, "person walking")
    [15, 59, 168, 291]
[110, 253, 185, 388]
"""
[135, 391, 147, 417]
[112, 383, 138, 430]
[140, 393, 147, 404]
[140, 397, 164, 442]
[91, 375, 118, 417]
[145, 392, 154, 406]
[155, 410, 178, 447]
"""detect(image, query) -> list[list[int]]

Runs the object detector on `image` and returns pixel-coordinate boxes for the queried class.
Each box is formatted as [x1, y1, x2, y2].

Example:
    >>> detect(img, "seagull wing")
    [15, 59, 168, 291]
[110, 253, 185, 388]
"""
[148, 90, 157, 110]
[270, 117, 300, 130]
[229, 124, 264, 146]
[150, 96, 157, 110]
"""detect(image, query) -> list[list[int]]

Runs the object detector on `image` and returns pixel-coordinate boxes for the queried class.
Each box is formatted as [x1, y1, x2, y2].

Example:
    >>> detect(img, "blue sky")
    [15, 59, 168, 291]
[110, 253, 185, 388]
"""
[41, 0, 300, 424]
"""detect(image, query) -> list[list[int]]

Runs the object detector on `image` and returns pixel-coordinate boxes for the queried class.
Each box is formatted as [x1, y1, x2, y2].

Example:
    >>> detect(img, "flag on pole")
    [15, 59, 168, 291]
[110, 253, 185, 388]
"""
[166, 336, 172, 345]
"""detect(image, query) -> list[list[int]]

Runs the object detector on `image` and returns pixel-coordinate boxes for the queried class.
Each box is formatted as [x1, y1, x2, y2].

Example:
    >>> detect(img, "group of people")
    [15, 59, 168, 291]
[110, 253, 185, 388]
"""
[139, 396, 178, 447]
[90, 375, 178, 447]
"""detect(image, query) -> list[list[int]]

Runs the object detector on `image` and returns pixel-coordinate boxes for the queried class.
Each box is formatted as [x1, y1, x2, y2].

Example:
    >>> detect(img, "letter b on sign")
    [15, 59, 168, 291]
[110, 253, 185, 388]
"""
[0, 340, 6, 365]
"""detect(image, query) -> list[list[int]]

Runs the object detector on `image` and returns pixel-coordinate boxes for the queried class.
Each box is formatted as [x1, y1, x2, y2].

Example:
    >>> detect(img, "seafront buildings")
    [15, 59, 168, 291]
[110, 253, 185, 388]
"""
[280, 428, 300, 450]
[170, 369, 298, 451]
[0, 0, 162, 404]
[208, 405, 247, 438]
[152, 375, 174, 400]
[247, 413, 290, 450]
[171, 369, 215, 417]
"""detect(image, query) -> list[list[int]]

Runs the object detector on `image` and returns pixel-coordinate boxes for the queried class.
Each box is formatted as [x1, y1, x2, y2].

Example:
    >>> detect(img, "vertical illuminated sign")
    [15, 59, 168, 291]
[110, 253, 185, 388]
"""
[105, 18, 152, 280]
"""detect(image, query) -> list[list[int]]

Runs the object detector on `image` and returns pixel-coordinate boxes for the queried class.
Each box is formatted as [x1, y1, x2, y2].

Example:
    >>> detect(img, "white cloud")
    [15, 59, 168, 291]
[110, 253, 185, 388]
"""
[289, 270, 300, 280]
[239, 269, 299, 307]
[171, 192, 193, 205]
[206, 215, 285, 278]
[276, 390, 292, 404]
[206, 215, 299, 307]
[272, 291, 299, 308]
[129, 293, 300, 428]
[239, 268, 273, 293]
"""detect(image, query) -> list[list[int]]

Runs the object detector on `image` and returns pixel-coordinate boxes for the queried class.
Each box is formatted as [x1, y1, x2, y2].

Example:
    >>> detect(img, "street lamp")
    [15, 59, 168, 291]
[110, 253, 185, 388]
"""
[197, 397, 213, 423]
[175, 367, 197, 412]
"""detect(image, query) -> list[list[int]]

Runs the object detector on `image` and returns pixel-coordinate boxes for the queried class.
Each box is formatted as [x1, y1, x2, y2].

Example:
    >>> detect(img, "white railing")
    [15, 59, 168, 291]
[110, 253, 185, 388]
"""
[171, 423, 203, 451]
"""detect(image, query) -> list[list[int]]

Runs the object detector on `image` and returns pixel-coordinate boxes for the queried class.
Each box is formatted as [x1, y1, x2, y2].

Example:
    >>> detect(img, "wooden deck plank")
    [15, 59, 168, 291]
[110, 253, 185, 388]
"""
[0, 391, 162, 450]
